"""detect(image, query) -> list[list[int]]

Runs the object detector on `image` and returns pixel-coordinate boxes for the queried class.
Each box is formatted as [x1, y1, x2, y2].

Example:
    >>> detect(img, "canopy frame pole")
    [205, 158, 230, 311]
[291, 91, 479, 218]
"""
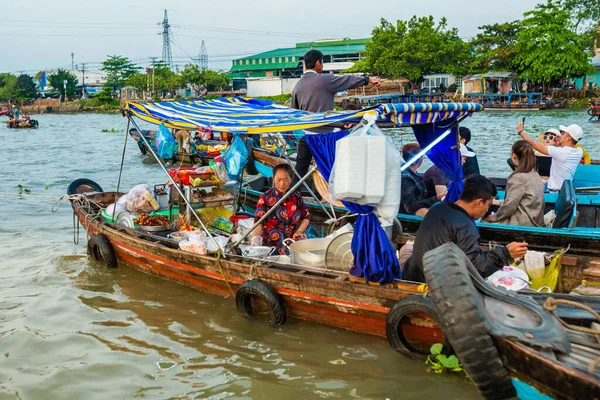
[229, 165, 317, 252]
[264, 132, 336, 221]
[113, 117, 131, 220]
[128, 116, 225, 257]
[400, 114, 470, 171]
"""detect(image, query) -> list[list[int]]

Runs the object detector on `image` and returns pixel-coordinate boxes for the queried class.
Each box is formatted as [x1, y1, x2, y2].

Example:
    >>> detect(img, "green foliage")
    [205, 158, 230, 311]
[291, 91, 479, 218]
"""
[94, 86, 115, 103]
[101, 55, 140, 90]
[469, 22, 521, 72]
[0, 73, 17, 101]
[101, 128, 122, 132]
[513, 1, 594, 85]
[356, 16, 471, 88]
[17, 184, 31, 195]
[255, 94, 291, 103]
[124, 73, 147, 93]
[559, 0, 600, 33]
[14, 74, 37, 101]
[426, 344, 464, 374]
[181, 63, 231, 91]
[48, 69, 78, 97]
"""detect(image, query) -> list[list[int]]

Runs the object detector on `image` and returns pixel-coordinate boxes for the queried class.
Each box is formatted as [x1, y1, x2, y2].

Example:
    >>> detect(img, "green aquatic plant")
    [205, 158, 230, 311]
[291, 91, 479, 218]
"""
[425, 343, 464, 374]
[101, 128, 123, 133]
[17, 184, 30, 195]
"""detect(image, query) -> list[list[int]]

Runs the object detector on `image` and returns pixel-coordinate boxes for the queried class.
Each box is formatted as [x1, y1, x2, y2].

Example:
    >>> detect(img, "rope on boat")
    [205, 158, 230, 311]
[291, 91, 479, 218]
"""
[0, 192, 103, 213]
[217, 250, 236, 296]
[543, 297, 600, 373]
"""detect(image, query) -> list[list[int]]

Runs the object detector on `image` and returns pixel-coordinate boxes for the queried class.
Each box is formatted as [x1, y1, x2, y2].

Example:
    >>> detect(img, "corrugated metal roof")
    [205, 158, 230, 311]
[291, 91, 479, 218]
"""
[235, 43, 366, 61]
[463, 72, 515, 80]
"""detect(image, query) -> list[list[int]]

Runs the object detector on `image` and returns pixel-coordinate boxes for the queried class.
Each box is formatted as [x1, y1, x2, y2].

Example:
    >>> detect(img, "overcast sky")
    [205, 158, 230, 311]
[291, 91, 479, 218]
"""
[1, 0, 542, 74]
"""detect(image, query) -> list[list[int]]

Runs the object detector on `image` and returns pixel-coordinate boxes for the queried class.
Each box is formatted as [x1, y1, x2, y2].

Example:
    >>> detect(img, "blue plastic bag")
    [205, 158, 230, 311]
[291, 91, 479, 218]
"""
[155, 123, 175, 159]
[222, 134, 248, 178]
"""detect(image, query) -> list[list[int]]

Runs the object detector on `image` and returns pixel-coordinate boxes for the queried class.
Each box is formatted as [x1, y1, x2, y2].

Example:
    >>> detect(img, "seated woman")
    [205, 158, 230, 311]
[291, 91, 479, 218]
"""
[485, 140, 544, 226]
[252, 164, 311, 255]
[399, 143, 440, 216]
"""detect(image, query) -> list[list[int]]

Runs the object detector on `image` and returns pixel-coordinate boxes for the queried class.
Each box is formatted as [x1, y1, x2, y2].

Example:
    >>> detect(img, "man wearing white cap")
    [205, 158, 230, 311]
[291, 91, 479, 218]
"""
[517, 121, 583, 191]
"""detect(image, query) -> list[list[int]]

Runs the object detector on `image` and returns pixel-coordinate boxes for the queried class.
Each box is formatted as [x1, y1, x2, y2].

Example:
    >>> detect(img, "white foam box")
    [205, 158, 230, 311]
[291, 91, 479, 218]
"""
[332, 137, 367, 200]
[363, 136, 387, 204]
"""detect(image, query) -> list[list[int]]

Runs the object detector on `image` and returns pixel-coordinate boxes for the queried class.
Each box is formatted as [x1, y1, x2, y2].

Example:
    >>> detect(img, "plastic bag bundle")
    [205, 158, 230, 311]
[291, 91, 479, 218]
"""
[523, 251, 546, 280]
[155, 123, 176, 159]
[126, 184, 159, 214]
[211, 162, 229, 183]
[529, 250, 564, 292]
[221, 135, 248, 178]
[329, 117, 401, 224]
[179, 231, 207, 255]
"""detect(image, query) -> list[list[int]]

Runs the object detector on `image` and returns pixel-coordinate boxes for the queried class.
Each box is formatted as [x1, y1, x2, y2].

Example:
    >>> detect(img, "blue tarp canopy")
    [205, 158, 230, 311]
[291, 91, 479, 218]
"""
[125, 98, 484, 133]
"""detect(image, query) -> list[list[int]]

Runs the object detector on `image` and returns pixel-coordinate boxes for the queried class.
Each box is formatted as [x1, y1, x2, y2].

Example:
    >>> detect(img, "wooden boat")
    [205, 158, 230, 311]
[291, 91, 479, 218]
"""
[71, 187, 600, 399]
[6, 119, 38, 128]
[589, 101, 600, 121]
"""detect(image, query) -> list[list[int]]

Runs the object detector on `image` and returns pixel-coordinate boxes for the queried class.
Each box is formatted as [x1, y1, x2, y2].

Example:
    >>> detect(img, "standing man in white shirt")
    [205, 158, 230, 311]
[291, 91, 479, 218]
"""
[516, 122, 583, 191]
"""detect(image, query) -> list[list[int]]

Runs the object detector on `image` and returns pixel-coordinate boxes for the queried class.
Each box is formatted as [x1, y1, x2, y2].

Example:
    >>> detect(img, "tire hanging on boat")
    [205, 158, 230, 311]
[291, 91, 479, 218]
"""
[87, 234, 118, 269]
[422, 243, 516, 400]
[67, 178, 104, 196]
[235, 279, 286, 327]
[385, 295, 449, 357]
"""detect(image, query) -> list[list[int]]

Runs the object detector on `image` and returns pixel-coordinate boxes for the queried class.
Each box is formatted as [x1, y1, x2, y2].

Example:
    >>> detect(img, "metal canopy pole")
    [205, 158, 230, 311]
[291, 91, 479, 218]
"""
[229, 165, 317, 252]
[265, 132, 335, 221]
[128, 116, 225, 257]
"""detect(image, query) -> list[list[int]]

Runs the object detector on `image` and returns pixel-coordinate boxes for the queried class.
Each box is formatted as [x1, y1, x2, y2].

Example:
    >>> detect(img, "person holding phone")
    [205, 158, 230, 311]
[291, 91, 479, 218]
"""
[516, 120, 583, 191]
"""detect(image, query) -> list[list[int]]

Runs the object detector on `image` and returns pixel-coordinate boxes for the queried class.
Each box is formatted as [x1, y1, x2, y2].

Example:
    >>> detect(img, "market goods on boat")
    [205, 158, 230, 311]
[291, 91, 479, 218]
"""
[68, 97, 600, 399]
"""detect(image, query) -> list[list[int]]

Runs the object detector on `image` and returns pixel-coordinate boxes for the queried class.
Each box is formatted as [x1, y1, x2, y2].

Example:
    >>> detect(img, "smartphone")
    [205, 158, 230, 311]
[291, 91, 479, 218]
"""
[522, 117, 526, 127]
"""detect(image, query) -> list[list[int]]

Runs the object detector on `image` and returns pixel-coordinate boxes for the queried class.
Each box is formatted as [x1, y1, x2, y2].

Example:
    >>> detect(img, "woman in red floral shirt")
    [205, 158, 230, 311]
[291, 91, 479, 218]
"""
[252, 164, 311, 255]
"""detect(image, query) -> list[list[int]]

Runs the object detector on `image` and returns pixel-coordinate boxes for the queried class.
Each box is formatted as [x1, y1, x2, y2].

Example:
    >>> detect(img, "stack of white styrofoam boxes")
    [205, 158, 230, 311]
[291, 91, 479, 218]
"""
[331, 135, 387, 205]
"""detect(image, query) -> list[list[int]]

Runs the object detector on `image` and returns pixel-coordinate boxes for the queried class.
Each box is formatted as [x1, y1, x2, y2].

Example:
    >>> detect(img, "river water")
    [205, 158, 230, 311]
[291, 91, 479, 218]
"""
[0, 110, 598, 400]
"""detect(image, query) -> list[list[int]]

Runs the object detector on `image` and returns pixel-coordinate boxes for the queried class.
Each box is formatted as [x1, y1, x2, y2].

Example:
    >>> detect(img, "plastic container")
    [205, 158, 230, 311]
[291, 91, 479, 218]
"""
[168, 167, 214, 186]
[230, 215, 251, 225]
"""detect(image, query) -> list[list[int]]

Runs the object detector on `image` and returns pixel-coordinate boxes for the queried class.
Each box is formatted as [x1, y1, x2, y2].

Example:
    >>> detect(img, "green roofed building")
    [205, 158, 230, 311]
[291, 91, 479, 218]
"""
[230, 38, 369, 96]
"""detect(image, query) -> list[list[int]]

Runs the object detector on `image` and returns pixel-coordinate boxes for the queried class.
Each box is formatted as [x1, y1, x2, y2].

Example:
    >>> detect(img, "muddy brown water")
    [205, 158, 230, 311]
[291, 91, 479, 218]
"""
[0, 110, 598, 399]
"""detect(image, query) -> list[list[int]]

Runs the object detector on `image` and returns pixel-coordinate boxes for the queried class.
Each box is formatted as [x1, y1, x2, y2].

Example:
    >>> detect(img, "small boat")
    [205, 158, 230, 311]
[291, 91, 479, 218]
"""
[0, 110, 9, 116]
[6, 119, 39, 128]
[69, 98, 600, 398]
[588, 100, 600, 121]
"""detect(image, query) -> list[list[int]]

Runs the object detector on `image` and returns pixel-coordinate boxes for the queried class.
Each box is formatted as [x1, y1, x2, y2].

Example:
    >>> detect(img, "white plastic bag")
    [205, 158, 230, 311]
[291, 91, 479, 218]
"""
[328, 114, 401, 224]
[126, 184, 159, 214]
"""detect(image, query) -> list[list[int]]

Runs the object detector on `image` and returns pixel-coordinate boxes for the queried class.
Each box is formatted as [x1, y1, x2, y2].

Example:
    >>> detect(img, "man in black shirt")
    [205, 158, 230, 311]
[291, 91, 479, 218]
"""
[403, 175, 528, 282]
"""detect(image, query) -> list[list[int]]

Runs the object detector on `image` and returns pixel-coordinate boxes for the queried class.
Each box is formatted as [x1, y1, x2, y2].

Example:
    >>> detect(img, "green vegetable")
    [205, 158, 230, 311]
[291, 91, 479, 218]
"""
[425, 343, 464, 374]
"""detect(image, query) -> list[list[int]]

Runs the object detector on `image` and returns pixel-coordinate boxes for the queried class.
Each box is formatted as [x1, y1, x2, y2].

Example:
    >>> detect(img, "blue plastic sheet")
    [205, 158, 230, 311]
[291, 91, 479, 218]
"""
[306, 132, 402, 283]
[412, 120, 463, 202]
[155, 123, 175, 159]
[222, 134, 248, 179]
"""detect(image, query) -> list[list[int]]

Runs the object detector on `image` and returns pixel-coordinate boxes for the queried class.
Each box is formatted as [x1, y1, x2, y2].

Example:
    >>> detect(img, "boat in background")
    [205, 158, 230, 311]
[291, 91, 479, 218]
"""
[6, 119, 39, 128]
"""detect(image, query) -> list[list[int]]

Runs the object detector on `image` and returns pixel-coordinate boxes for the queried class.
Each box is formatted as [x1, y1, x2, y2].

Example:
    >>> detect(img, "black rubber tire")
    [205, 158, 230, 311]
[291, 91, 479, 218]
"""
[235, 279, 286, 327]
[87, 234, 118, 268]
[422, 243, 516, 400]
[385, 295, 450, 357]
[244, 137, 259, 175]
[588, 107, 594, 116]
[137, 139, 147, 155]
[67, 178, 103, 196]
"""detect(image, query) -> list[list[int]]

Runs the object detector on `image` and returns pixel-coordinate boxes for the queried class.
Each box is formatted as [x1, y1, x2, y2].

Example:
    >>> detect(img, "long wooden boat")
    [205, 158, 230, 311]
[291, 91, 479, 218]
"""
[71, 188, 600, 399]
[6, 119, 38, 128]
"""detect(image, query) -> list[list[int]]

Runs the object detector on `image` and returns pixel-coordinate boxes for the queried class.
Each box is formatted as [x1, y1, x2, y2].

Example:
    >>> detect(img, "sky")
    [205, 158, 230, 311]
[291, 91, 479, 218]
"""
[1, 0, 543, 74]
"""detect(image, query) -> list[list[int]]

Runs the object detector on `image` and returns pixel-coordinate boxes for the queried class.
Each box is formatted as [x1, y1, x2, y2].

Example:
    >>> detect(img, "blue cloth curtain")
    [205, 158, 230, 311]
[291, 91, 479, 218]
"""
[306, 133, 402, 284]
[411, 120, 463, 202]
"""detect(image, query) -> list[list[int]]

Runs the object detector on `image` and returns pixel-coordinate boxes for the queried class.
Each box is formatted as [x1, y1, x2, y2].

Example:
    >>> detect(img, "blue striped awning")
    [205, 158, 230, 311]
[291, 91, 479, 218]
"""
[380, 102, 484, 125]
[124, 98, 484, 133]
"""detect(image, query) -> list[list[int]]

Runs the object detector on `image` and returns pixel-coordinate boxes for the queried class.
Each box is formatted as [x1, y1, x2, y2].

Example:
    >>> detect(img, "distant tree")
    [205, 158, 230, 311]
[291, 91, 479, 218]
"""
[124, 73, 147, 93]
[354, 16, 471, 90]
[14, 74, 37, 101]
[94, 86, 114, 103]
[48, 69, 78, 98]
[181, 63, 203, 91]
[559, 0, 600, 34]
[101, 55, 140, 93]
[513, 1, 594, 89]
[0, 73, 17, 102]
[469, 21, 521, 72]
[181, 64, 230, 92]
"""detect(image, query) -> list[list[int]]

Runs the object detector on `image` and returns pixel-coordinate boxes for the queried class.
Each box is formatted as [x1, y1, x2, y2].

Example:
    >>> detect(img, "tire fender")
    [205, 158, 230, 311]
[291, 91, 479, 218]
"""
[385, 295, 450, 357]
[67, 178, 103, 196]
[423, 243, 516, 400]
[87, 234, 118, 268]
[235, 279, 286, 327]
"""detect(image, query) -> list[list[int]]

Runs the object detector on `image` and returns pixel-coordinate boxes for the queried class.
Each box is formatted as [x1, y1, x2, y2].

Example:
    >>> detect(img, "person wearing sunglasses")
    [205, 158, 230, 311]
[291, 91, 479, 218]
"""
[517, 122, 583, 191]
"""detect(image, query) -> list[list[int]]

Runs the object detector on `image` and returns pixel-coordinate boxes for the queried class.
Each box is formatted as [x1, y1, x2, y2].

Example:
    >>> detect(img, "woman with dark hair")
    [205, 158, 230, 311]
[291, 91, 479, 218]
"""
[485, 140, 544, 226]
[252, 163, 311, 254]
